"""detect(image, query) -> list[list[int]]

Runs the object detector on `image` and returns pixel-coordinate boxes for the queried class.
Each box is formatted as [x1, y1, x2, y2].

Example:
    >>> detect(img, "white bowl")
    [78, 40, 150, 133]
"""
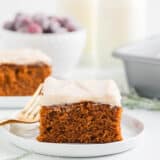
[0, 28, 86, 77]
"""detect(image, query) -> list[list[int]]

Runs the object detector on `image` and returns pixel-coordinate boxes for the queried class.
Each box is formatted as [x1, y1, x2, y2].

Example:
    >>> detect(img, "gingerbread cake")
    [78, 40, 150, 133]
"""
[0, 49, 51, 96]
[37, 77, 123, 143]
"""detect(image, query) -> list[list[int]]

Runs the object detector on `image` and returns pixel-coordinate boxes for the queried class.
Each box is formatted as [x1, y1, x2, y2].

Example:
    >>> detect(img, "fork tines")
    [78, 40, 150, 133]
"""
[18, 84, 43, 121]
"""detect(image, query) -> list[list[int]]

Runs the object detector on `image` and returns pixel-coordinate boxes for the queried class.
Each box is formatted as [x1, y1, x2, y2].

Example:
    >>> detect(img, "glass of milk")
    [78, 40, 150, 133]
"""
[97, 0, 147, 67]
[56, 0, 146, 67]
[56, 0, 98, 66]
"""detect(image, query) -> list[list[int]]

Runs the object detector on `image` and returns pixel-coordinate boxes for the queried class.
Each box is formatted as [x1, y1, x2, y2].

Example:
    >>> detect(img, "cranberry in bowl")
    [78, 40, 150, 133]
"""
[1, 13, 86, 77]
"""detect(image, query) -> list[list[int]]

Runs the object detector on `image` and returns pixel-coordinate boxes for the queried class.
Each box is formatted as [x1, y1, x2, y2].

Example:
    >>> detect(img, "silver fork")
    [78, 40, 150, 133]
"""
[0, 84, 43, 126]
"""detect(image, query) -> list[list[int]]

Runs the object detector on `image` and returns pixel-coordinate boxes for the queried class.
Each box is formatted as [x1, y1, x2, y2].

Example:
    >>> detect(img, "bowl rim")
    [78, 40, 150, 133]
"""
[0, 27, 86, 38]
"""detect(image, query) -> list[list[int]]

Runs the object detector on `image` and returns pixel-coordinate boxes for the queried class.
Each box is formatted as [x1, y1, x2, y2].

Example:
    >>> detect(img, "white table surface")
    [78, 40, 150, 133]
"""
[0, 108, 159, 160]
[0, 68, 159, 160]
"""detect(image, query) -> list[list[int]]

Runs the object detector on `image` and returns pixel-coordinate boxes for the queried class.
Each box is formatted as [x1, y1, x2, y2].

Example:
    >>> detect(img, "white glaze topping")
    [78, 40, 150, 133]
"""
[39, 77, 122, 107]
[0, 49, 51, 65]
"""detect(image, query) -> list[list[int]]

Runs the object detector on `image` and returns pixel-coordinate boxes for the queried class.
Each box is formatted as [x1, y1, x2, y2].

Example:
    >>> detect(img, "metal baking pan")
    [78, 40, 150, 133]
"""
[113, 36, 160, 98]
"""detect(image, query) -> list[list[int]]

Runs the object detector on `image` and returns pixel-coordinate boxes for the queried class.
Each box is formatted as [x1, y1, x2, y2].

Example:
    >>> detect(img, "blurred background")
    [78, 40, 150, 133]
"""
[0, 0, 158, 92]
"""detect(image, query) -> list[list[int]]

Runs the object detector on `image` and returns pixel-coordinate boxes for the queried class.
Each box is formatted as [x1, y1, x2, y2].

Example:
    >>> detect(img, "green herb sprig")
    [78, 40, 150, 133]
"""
[122, 90, 160, 110]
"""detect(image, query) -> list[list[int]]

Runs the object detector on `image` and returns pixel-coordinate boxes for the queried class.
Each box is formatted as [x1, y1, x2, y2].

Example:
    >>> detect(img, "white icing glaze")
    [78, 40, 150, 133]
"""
[39, 77, 122, 107]
[0, 49, 51, 65]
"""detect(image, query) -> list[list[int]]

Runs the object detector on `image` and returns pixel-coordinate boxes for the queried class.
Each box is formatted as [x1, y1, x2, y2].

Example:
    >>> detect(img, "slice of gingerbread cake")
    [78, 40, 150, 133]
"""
[37, 77, 123, 143]
[0, 49, 52, 96]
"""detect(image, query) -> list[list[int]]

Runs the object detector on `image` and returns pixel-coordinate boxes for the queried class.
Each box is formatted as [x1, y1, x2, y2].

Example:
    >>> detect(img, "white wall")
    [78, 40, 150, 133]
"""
[0, 0, 57, 21]
[147, 0, 160, 36]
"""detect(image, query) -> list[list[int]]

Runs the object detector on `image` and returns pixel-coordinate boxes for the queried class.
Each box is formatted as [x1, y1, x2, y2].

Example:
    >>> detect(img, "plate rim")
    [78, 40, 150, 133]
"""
[0, 113, 144, 157]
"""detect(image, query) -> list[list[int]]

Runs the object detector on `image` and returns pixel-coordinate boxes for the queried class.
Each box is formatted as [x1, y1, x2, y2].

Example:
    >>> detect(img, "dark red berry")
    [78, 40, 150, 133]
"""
[3, 12, 79, 34]
[3, 21, 14, 30]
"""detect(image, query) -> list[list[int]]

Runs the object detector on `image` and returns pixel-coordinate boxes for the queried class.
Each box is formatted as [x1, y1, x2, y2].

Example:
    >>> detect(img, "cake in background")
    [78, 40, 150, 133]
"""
[37, 77, 122, 143]
[0, 49, 52, 96]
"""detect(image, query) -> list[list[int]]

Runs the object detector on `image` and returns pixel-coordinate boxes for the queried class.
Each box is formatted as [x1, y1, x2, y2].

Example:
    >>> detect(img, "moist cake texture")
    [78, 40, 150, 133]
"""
[37, 77, 123, 143]
[37, 102, 122, 143]
[0, 49, 51, 96]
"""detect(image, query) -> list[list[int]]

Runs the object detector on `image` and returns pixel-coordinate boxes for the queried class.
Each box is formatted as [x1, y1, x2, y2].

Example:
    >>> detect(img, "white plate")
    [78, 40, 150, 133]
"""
[0, 114, 144, 157]
[0, 96, 31, 108]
